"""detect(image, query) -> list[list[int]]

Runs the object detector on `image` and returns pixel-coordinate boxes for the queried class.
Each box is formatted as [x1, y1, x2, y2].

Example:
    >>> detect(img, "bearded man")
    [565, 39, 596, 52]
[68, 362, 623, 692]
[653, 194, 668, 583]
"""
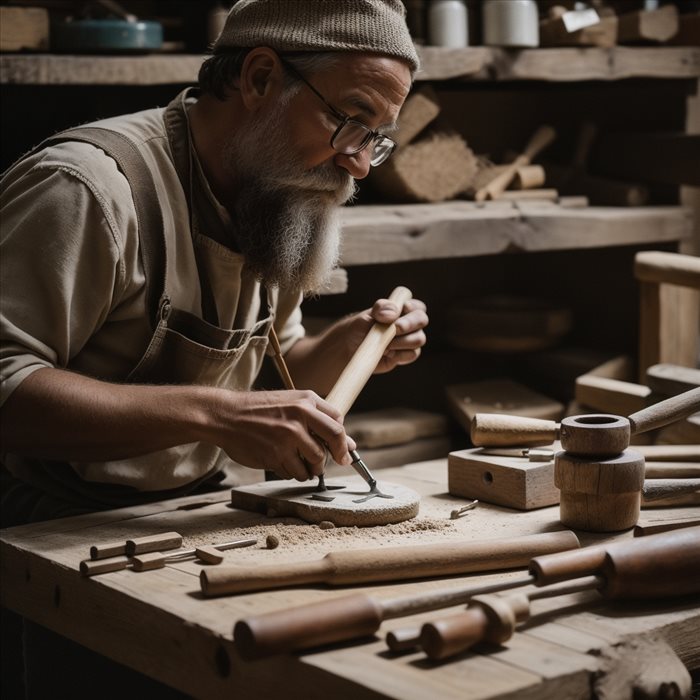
[0, 0, 428, 526]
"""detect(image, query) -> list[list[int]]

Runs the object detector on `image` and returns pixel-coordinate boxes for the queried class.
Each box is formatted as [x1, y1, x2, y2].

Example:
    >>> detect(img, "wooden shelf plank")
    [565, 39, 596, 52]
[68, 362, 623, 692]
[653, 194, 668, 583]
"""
[0, 53, 205, 85]
[2, 47, 698, 85]
[339, 203, 692, 265]
[484, 46, 700, 82]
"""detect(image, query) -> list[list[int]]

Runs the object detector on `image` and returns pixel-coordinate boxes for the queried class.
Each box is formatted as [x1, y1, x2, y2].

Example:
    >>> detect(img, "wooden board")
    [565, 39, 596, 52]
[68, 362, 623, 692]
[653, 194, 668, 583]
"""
[343, 407, 449, 449]
[448, 447, 560, 510]
[230, 477, 420, 526]
[446, 378, 564, 435]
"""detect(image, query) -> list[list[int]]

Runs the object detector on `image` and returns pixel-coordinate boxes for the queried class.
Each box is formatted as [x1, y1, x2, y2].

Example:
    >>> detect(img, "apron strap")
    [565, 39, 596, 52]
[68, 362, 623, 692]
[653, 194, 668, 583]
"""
[35, 127, 168, 330]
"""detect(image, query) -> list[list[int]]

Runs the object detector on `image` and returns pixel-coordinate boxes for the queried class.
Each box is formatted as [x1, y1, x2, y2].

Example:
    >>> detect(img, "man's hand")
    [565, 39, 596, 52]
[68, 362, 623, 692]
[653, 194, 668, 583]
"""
[209, 389, 356, 481]
[361, 295, 428, 374]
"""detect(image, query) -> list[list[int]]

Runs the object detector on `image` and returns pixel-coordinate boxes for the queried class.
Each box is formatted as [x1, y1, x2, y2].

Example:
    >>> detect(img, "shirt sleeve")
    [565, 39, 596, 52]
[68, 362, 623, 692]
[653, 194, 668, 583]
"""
[0, 150, 130, 405]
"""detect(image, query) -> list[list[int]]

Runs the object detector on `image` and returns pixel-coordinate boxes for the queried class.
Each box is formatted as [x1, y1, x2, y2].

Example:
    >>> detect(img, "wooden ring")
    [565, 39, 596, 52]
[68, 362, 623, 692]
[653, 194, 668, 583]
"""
[560, 414, 630, 456]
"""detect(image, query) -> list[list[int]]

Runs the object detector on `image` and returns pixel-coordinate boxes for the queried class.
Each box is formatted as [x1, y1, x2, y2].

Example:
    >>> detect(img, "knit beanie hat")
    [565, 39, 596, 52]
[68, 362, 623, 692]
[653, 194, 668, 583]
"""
[213, 0, 419, 72]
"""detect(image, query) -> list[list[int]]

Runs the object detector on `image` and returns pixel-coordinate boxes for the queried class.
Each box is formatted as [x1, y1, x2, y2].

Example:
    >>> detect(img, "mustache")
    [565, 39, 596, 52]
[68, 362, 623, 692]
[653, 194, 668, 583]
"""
[270, 161, 355, 195]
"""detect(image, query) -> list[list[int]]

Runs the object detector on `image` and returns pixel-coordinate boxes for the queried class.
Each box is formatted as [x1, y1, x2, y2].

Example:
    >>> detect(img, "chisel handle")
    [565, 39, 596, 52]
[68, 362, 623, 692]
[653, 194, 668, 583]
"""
[471, 414, 559, 447]
[325, 286, 413, 416]
[235, 594, 383, 660]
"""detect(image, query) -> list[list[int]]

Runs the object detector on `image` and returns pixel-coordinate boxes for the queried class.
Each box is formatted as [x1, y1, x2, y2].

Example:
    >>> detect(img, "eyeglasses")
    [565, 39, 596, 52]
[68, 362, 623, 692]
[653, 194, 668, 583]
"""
[280, 59, 397, 167]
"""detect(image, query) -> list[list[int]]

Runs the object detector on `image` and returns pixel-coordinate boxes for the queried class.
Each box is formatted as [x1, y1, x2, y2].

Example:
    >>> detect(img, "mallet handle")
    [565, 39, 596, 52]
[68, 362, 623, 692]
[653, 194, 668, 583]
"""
[628, 387, 700, 436]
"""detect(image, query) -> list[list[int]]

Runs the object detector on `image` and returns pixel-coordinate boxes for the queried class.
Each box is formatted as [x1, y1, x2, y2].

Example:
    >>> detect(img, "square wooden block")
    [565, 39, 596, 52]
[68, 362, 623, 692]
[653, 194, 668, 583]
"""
[448, 447, 560, 510]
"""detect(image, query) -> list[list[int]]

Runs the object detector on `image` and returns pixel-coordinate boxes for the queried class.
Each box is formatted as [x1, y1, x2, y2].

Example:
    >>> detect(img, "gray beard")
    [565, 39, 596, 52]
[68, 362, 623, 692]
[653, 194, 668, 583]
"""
[223, 104, 357, 294]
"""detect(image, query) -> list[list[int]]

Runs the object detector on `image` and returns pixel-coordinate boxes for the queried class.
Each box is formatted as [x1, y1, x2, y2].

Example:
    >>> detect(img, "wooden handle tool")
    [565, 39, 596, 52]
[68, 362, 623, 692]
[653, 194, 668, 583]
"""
[231, 530, 578, 659]
[203, 530, 578, 597]
[474, 126, 557, 202]
[420, 526, 700, 660]
[325, 286, 413, 416]
[471, 388, 700, 449]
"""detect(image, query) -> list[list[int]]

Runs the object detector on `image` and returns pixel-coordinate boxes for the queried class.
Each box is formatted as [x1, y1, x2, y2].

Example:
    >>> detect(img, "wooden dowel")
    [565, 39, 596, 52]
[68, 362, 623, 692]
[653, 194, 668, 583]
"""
[203, 530, 579, 596]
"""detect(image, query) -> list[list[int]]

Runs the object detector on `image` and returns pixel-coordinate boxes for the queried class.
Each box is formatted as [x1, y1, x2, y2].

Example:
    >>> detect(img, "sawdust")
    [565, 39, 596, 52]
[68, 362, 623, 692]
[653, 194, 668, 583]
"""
[184, 516, 455, 563]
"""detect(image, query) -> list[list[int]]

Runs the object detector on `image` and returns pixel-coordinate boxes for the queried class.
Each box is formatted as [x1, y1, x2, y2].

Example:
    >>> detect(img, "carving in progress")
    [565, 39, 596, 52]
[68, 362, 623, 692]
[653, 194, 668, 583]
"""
[230, 476, 420, 527]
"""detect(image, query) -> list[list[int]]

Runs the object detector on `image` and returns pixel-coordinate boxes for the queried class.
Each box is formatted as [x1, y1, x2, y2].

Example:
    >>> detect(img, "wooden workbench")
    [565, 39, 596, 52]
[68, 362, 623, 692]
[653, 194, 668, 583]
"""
[1, 460, 698, 700]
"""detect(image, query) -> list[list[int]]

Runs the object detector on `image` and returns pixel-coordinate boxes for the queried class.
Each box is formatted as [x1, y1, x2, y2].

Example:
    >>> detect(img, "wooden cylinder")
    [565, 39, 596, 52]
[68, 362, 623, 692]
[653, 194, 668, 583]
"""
[555, 450, 646, 532]
[201, 530, 580, 596]
[470, 413, 559, 447]
[601, 526, 700, 600]
[234, 594, 383, 660]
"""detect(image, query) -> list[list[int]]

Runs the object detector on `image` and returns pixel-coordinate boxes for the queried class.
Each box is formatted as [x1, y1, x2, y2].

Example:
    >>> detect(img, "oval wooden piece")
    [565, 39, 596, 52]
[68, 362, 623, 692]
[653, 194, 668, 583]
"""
[195, 545, 224, 565]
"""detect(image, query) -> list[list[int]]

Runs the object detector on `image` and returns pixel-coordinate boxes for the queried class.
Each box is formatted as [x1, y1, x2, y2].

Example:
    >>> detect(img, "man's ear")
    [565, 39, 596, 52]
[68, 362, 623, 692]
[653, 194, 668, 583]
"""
[239, 47, 284, 110]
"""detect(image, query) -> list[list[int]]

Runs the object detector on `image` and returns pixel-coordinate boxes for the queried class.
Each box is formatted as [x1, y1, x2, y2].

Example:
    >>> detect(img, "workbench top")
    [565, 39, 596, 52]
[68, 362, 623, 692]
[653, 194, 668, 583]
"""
[1, 460, 698, 700]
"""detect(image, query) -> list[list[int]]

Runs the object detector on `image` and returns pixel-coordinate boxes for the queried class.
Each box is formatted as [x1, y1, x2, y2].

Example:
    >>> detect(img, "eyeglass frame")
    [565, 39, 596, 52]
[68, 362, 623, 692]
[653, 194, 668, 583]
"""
[279, 57, 397, 167]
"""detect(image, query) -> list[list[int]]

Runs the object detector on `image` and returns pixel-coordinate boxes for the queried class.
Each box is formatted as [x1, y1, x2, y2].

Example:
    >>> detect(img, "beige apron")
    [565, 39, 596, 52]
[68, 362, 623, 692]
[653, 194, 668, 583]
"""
[5, 92, 279, 510]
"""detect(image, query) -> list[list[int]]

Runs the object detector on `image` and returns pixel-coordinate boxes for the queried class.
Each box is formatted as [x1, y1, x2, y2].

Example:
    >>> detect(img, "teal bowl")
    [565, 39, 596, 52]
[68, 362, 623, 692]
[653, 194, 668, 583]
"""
[52, 19, 163, 53]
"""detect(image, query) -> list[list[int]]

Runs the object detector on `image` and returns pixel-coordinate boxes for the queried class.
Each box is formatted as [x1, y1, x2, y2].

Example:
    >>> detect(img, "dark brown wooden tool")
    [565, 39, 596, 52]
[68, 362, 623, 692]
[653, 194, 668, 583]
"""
[232, 527, 698, 660]
[418, 526, 700, 660]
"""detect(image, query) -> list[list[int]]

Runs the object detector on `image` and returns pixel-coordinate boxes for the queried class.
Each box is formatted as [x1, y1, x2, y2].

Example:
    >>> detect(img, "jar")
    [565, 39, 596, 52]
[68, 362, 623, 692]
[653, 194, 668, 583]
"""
[427, 0, 469, 48]
[482, 0, 539, 48]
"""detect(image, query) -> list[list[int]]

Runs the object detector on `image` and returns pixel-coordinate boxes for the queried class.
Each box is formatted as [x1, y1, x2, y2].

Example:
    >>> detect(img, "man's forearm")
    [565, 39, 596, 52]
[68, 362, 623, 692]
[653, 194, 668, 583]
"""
[0, 367, 214, 461]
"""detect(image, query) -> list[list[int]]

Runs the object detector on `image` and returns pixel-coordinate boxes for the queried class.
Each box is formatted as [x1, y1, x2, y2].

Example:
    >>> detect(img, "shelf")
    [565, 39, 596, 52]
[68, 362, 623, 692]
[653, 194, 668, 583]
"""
[1, 46, 698, 85]
[416, 45, 700, 81]
[338, 202, 692, 265]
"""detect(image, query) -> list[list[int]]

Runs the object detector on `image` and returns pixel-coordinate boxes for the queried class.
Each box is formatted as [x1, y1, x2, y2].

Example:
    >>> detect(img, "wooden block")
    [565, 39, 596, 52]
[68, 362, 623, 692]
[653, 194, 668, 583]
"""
[90, 540, 126, 560]
[666, 12, 700, 47]
[124, 532, 183, 557]
[343, 407, 449, 449]
[617, 5, 679, 44]
[646, 364, 700, 396]
[575, 356, 652, 415]
[230, 477, 420, 527]
[131, 552, 167, 572]
[540, 13, 618, 48]
[326, 435, 453, 472]
[80, 555, 130, 577]
[446, 378, 564, 435]
[395, 85, 441, 147]
[557, 196, 589, 208]
[448, 447, 560, 510]
[654, 413, 700, 445]
[368, 131, 477, 203]
[446, 296, 573, 353]
[0, 7, 49, 52]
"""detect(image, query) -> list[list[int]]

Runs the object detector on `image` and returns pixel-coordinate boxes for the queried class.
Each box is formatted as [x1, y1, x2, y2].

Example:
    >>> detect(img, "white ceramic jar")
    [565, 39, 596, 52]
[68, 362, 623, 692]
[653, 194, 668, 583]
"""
[427, 0, 469, 48]
[482, 0, 539, 48]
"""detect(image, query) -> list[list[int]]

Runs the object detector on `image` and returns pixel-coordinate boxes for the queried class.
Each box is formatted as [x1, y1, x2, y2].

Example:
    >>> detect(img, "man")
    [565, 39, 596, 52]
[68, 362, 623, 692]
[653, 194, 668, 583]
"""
[0, 0, 427, 526]
[1, 1, 427, 697]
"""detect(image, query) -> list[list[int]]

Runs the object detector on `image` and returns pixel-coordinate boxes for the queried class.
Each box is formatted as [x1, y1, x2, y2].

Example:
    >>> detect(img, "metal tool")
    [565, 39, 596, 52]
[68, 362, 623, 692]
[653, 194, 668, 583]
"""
[131, 538, 257, 571]
[450, 500, 478, 519]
